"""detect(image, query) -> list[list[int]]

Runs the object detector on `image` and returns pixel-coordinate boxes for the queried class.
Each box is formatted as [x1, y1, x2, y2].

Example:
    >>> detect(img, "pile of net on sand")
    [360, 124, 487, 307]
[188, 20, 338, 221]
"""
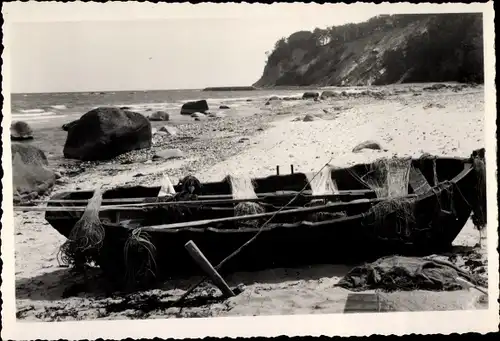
[335, 255, 487, 292]
[363, 157, 412, 198]
[58, 187, 105, 269]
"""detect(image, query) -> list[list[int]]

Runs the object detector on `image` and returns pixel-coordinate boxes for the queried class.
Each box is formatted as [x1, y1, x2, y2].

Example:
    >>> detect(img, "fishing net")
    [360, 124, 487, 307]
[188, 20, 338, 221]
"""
[336, 256, 485, 292]
[305, 166, 339, 196]
[158, 174, 176, 197]
[58, 187, 105, 269]
[363, 157, 412, 198]
[177, 175, 202, 196]
[123, 227, 157, 288]
[234, 202, 265, 228]
[226, 174, 258, 200]
[471, 153, 487, 227]
[368, 197, 417, 239]
[308, 211, 347, 222]
[470, 150, 487, 243]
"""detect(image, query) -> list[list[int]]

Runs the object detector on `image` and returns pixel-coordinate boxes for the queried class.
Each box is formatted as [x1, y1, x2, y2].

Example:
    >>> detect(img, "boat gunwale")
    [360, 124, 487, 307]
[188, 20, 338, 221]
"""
[110, 161, 475, 233]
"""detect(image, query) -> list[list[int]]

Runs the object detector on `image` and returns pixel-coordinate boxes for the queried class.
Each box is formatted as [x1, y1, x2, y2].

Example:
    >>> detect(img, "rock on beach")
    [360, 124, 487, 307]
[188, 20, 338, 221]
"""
[62, 120, 79, 132]
[63, 106, 152, 161]
[149, 111, 170, 121]
[11, 143, 55, 203]
[11, 121, 34, 141]
[181, 100, 209, 115]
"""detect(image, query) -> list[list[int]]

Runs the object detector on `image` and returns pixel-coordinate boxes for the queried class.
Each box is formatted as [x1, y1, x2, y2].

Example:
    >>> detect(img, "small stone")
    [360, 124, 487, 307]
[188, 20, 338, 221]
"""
[153, 149, 185, 160]
[303, 114, 315, 122]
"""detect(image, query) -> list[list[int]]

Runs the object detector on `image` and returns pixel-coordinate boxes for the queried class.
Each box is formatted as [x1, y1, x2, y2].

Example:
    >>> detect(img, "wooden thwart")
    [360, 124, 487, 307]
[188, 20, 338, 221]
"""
[184, 240, 234, 298]
[409, 166, 433, 195]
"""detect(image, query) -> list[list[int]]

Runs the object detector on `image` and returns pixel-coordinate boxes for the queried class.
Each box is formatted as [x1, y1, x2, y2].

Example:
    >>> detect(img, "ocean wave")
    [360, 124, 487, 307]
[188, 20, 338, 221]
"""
[114, 92, 306, 113]
[13, 114, 68, 122]
[12, 112, 66, 121]
[19, 109, 45, 114]
[51, 105, 67, 110]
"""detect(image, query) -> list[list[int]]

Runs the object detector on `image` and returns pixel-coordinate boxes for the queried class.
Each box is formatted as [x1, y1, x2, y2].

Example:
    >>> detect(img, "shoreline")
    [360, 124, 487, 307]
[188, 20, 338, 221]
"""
[13, 83, 488, 321]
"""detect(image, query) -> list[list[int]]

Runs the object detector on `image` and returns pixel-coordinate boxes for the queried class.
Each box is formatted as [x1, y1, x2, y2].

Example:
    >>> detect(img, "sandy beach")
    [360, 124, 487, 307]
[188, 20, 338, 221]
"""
[13, 83, 489, 321]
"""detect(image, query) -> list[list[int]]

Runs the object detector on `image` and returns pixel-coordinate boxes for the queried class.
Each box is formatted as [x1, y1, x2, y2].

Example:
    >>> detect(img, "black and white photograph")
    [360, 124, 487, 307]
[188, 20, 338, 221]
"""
[1, 2, 498, 339]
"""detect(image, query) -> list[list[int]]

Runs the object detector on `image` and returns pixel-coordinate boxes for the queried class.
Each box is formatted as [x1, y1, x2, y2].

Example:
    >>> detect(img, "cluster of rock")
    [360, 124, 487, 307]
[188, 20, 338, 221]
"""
[264, 90, 390, 105]
[422, 83, 476, 92]
[54, 99, 232, 165]
[9, 120, 56, 202]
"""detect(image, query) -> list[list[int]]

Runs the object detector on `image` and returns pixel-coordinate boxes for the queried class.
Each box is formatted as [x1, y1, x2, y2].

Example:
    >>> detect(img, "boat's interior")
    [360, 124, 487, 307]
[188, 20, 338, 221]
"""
[45, 156, 471, 230]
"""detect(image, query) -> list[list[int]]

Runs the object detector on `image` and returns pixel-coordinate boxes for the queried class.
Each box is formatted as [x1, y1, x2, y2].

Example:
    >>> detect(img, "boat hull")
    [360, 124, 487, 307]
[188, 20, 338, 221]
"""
[44, 154, 483, 285]
[97, 162, 477, 283]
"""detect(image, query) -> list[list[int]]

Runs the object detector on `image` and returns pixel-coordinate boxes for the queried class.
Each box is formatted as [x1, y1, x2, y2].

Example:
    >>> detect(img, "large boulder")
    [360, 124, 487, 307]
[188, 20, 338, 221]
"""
[62, 120, 79, 131]
[181, 100, 209, 116]
[11, 121, 33, 141]
[11, 143, 55, 203]
[63, 107, 152, 161]
[320, 91, 337, 99]
[149, 111, 170, 121]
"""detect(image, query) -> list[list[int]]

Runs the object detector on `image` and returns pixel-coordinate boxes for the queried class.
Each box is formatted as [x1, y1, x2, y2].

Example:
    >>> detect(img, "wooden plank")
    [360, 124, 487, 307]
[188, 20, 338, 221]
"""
[32, 189, 375, 205]
[343, 293, 393, 313]
[184, 240, 235, 298]
[409, 166, 433, 195]
[139, 195, 418, 232]
[344, 293, 381, 313]
[18, 190, 378, 212]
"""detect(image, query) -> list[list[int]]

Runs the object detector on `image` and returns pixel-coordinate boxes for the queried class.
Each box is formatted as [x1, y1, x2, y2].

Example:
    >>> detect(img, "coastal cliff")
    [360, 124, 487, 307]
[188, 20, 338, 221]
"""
[254, 13, 484, 87]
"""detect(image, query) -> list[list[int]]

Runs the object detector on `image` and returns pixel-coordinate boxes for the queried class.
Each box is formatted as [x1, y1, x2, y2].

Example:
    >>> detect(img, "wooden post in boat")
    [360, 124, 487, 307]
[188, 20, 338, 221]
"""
[276, 165, 280, 175]
[184, 240, 235, 298]
[291, 164, 294, 174]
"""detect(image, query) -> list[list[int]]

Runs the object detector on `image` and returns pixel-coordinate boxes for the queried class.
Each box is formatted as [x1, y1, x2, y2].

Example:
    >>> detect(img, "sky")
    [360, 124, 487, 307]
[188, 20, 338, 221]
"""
[4, 2, 480, 93]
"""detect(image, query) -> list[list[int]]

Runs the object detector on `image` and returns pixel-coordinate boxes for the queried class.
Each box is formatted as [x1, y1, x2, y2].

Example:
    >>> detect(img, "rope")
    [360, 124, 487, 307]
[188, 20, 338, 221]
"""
[171, 157, 335, 307]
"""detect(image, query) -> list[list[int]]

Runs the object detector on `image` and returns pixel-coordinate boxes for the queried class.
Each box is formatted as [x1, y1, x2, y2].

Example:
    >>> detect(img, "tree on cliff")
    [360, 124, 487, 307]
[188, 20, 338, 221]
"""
[255, 13, 484, 87]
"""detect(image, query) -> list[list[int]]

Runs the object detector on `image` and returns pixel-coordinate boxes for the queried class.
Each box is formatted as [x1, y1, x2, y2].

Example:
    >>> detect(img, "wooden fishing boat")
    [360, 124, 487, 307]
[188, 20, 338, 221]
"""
[40, 149, 486, 286]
